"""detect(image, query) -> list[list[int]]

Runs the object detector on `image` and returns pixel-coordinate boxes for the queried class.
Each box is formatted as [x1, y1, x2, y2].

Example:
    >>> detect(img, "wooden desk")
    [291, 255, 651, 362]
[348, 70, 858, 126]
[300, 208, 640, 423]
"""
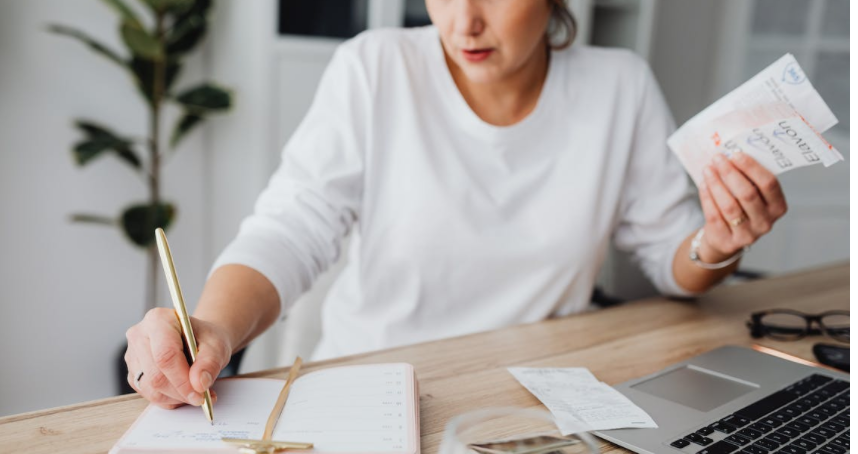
[0, 264, 848, 453]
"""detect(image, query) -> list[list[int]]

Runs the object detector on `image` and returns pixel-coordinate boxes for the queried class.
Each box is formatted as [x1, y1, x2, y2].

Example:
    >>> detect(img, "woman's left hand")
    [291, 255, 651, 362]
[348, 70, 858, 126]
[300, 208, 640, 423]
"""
[697, 152, 788, 262]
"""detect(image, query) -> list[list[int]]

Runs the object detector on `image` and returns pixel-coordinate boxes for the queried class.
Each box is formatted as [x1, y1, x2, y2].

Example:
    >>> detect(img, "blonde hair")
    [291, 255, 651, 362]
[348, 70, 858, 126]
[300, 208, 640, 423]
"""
[546, 0, 578, 50]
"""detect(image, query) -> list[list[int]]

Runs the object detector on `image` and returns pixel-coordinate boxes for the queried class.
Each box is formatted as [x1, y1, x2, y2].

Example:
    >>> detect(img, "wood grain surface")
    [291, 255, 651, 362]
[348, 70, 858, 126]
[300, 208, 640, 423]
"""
[0, 263, 848, 454]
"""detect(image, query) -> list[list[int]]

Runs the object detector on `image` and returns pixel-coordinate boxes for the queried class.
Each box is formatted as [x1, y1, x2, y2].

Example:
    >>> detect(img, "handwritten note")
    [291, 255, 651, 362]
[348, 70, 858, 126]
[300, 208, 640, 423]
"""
[110, 364, 417, 453]
[113, 379, 280, 451]
[508, 367, 657, 434]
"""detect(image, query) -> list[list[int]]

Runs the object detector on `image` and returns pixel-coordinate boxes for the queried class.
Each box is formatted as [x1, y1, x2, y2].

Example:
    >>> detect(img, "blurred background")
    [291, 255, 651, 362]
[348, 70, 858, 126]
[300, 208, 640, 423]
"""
[0, 0, 849, 417]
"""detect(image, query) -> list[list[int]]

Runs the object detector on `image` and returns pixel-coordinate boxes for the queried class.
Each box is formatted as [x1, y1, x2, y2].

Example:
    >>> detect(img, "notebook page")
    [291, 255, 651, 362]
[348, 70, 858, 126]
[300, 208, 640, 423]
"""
[275, 363, 417, 453]
[112, 378, 283, 451]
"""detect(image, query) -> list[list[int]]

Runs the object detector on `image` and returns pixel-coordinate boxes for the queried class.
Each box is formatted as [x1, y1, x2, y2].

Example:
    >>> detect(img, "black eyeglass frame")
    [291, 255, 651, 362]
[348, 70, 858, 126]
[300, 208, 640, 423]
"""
[747, 309, 849, 343]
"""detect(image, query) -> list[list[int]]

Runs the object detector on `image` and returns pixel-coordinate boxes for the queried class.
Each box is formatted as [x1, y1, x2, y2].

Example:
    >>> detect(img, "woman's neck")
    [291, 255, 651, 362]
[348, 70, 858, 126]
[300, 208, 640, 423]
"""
[445, 44, 550, 127]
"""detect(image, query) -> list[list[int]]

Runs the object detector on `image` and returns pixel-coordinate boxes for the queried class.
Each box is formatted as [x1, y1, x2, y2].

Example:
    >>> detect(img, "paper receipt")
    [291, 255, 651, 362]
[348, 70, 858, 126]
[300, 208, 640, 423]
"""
[668, 53, 843, 186]
[508, 367, 657, 435]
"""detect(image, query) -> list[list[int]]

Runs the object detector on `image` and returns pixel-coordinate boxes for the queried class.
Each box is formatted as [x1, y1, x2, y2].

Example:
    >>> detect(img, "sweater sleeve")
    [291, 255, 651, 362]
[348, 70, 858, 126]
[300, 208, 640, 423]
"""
[613, 58, 704, 297]
[210, 45, 369, 312]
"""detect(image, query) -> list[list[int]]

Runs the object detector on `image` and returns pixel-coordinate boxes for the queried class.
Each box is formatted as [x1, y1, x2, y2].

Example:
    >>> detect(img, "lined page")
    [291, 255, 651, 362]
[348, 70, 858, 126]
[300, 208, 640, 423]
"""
[113, 378, 283, 451]
[275, 364, 416, 452]
[111, 364, 417, 453]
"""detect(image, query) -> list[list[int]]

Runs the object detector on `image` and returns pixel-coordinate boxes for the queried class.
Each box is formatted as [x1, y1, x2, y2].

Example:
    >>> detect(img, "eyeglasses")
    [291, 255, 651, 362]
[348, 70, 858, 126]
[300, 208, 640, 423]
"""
[747, 309, 849, 343]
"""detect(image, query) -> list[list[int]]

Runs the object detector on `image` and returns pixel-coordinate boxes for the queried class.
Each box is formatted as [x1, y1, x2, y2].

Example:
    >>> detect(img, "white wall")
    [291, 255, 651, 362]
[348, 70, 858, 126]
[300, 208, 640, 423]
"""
[649, 0, 724, 125]
[206, 0, 276, 256]
[0, 0, 210, 416]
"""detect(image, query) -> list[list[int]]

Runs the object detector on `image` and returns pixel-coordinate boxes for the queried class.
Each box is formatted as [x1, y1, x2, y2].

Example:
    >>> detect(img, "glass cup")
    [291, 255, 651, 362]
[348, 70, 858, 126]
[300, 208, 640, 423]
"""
[439, 407, 600, 454]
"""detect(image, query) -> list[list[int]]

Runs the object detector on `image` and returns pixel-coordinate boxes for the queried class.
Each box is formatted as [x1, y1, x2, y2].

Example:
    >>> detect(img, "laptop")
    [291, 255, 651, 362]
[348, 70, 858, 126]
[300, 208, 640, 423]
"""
[594, 345, 849, 454]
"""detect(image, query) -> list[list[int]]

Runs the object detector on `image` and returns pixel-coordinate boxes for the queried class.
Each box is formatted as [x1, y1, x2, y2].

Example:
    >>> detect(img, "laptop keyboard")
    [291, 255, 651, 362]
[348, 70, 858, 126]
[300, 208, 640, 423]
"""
[668, 374, 849, 454]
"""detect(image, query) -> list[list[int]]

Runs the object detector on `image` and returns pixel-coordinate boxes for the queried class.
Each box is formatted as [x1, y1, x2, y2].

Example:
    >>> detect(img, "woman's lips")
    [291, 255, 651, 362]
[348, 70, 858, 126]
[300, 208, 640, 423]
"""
[462, 48, 494, 62]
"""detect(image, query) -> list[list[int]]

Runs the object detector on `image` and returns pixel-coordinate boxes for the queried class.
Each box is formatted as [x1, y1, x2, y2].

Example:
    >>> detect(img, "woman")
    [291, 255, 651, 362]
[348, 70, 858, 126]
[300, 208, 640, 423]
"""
[124, 0, 786, 409]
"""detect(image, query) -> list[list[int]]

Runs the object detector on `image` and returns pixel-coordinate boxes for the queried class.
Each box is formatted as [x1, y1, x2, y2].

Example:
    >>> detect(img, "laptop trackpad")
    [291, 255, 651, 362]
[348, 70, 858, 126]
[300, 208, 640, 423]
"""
[631, 365, 757, 412]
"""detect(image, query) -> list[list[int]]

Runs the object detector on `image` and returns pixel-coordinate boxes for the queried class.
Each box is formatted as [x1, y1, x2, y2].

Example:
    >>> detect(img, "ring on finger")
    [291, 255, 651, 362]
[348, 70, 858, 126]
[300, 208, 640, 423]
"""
[730, 215, 748, 227]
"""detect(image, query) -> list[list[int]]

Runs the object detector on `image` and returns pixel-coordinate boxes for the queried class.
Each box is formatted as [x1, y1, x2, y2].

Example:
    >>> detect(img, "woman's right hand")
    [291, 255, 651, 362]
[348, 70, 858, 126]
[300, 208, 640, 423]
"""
[124, 307, 233, 409]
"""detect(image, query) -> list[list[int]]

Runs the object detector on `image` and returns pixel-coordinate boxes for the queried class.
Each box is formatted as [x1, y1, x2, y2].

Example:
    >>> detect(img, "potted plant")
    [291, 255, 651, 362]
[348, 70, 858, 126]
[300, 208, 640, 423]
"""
[49, 0, 233, 393]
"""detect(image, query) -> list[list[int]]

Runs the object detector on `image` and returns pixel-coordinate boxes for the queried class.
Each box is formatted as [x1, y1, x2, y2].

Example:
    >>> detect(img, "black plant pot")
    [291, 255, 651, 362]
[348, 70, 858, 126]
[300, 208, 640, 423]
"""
[117, 342, 135, 395]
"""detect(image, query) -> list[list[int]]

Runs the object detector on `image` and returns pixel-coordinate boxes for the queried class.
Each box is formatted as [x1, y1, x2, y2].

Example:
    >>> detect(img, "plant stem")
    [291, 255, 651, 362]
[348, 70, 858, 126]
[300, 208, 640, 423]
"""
[146, 11, 166, 315]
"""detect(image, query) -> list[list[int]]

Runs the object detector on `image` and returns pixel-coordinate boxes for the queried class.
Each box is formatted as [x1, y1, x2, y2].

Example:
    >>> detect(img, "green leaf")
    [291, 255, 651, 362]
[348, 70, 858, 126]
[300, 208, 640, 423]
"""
[170, 113, 204, 147]
[73, 138, 113, 165]
[129, 56, 182, 105]
[73, 121, 142, 169]
[115, 147, 143, 169]
[121, 20, 163, 59]
[165, 12, 207, 55]
[47, 25, 127, 67]
[166, 0, 211, 55]
[70, 213, 116, 226]
[138, 0, 194, 13]
[99, 0, 144, 29]
[100, 0, 163, 60]
[174, 83, 231, 113]
[120, 203, 176, 247]
[75, 121, 121, 138]
[171, 0, 211, 21]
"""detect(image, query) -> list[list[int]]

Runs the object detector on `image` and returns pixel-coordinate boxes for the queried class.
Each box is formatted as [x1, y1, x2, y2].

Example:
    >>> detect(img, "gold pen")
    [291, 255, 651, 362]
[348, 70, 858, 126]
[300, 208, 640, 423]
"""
[155, 228, 215, 425]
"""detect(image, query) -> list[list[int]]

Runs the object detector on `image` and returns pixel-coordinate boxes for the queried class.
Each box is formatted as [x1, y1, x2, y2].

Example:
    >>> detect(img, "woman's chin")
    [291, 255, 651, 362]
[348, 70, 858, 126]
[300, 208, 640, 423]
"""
[457, 64, 507, 85]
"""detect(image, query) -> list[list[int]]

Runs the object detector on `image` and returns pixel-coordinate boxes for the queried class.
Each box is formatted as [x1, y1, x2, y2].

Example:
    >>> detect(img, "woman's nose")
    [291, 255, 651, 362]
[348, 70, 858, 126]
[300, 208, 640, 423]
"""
[452, 0, 485, 37]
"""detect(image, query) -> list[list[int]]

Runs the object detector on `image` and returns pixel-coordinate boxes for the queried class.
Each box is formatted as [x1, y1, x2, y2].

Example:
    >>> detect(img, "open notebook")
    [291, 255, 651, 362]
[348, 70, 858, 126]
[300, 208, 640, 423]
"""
[110, 363, 420, 454]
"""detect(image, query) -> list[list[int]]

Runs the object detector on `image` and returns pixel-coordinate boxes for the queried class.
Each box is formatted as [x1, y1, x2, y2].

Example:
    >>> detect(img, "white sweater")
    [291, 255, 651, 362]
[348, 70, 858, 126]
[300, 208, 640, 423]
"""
[212, 26, 703, 361]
